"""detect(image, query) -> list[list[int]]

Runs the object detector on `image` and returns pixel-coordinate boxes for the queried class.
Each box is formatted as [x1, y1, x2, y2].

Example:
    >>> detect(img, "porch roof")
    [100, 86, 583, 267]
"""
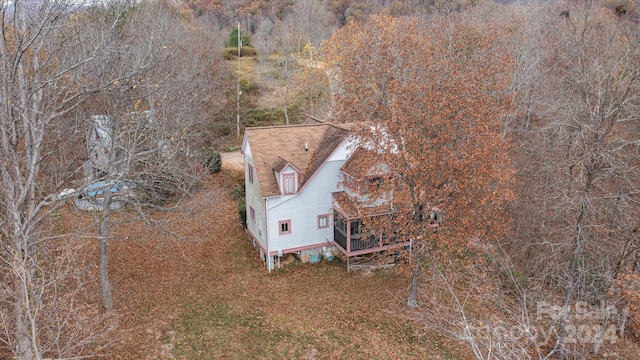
[341, 147, 389, 179]
[332, 191, 395, 219]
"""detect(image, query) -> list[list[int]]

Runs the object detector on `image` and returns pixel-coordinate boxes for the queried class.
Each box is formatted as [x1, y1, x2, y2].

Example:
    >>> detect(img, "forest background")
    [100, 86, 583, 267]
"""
[1, 0, 640, 359]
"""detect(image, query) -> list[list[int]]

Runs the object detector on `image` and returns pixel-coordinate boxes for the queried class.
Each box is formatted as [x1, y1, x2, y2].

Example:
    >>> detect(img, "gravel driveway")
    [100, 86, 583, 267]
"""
[220, 151, 244, 170]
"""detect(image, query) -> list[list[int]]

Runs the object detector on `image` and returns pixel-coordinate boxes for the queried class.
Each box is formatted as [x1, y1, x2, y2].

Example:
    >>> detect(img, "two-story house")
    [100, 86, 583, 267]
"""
[241, 119, 423, 272]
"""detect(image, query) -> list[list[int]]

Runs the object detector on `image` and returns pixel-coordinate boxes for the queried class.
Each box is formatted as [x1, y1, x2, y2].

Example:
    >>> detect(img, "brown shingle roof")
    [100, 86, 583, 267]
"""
[333, 191, 395, 219]
[340, 147, 371, 178]
[341, 147, 389, 178]
[302, 124, 352, 182]
[245, 123, 355, 197]
[272, 156, 293, 173]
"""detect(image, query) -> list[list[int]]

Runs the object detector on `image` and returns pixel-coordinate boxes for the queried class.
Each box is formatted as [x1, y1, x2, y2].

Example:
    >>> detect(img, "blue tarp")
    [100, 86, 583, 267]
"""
[80, 180, 131, 198]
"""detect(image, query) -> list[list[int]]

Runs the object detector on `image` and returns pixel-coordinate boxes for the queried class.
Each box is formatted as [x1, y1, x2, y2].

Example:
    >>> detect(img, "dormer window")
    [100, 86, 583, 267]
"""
[283, 173, 295, 195]
[277, 170, 298, 196]
[340, 147, 390, 197]
[272, 156, 299, 196]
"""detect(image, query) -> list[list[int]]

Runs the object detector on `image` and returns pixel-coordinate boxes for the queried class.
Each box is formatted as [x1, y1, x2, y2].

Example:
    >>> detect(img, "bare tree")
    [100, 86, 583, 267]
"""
[0, 0, 233, 357]
[77, 0, 233, 310]
[403, 240, 572, 360]
[271, 0, 337, 55]
[294, 43, 331, 117]
[0, 0, 139, 357]
[504, 2, 640, 358]
[259, 0, 338, 123]
[254, 17, 275, 55]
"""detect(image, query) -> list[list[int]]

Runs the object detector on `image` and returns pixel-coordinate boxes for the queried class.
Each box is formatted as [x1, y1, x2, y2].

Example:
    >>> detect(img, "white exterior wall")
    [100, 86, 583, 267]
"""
[328, 138, 356, 195]
[327, 136, 356, 163]
[265, 141, 355, 254]
[244, 135, 358, 259]
[267, 160, 344, 253]
[243, 143, 267, 250]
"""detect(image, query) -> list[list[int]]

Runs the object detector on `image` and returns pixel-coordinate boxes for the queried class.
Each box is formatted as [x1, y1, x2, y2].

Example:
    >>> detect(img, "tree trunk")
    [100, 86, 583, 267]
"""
[100, 237, 113, 310]
[12, 224, 40, 360]
[282, 56, 291, 126]
[15, 269, 37, 360]
[283, 82, 290, 126]
[100, 189, 113, 310]
[407, 266, 419, 308]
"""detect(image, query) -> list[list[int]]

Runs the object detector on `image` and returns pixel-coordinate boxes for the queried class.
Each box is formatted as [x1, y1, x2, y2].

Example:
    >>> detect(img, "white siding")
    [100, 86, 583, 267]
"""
[266, 159, 346, 254]
[242, 138, 252, 158]
[244, 143, 267, 250]
[327, 136, 356, 162]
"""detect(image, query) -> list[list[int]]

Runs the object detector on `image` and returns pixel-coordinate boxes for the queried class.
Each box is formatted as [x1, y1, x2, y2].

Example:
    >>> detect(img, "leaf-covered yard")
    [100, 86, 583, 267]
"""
[81, 171, 459, 359]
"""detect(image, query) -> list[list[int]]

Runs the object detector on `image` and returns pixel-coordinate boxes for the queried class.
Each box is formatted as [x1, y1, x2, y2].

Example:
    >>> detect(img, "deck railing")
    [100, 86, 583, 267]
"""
[350, 235, 380, 251]
[335, 226, 407, 253]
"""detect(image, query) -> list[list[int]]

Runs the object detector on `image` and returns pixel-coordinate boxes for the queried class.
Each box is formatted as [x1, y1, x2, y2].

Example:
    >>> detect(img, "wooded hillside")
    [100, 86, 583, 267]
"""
[1, 0, 640, 359]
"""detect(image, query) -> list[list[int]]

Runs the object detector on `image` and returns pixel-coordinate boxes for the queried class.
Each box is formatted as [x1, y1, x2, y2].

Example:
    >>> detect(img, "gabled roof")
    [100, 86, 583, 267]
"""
[333, 191, 395, 219]
[272, 156, 298, 173]
[341, 147, 371, 178]
[341, 147, 389, 178]
[244, 122, 356, 197]
[303, 123, 357, 182]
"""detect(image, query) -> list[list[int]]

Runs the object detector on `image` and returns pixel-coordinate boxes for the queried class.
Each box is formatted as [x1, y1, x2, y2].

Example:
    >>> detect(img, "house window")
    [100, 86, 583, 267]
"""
[249, 206, 255, 222]
[366, 176, 383, 189]
[248, 164, 254, 184]
[279, 220, 291, 235]
[283, 173, 295, 195]
[318, 214, 330, 229]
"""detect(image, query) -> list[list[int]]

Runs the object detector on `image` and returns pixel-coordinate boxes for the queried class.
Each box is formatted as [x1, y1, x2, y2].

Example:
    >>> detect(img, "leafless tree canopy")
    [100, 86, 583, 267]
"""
[0, 0, 232, 358]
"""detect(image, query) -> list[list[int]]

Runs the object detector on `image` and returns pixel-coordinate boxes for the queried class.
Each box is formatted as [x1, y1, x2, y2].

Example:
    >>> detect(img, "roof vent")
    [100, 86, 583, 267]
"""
[305, 143, 309, 151]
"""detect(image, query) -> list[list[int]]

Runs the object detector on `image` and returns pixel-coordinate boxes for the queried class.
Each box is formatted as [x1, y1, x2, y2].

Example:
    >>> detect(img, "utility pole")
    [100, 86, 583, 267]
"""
[236, 23, 241, 138]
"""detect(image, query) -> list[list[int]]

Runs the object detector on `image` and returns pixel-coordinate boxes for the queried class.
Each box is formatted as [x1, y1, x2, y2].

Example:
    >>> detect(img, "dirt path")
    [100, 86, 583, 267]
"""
[221, 151, 244, 170]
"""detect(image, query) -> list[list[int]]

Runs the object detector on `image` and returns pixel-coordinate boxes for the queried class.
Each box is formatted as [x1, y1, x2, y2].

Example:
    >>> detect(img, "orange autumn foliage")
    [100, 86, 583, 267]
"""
[324, 15, 515, 252]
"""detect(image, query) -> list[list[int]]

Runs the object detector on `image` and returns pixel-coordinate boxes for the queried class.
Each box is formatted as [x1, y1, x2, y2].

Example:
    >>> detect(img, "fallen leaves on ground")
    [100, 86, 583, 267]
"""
[63, 173, 452, 359]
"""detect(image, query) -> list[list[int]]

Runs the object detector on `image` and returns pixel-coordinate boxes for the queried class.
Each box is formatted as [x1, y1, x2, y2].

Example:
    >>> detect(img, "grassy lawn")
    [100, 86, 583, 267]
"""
[227, 55, 327, 130]
[170, 263, 443, 360]
[99, 172, 459, 359]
